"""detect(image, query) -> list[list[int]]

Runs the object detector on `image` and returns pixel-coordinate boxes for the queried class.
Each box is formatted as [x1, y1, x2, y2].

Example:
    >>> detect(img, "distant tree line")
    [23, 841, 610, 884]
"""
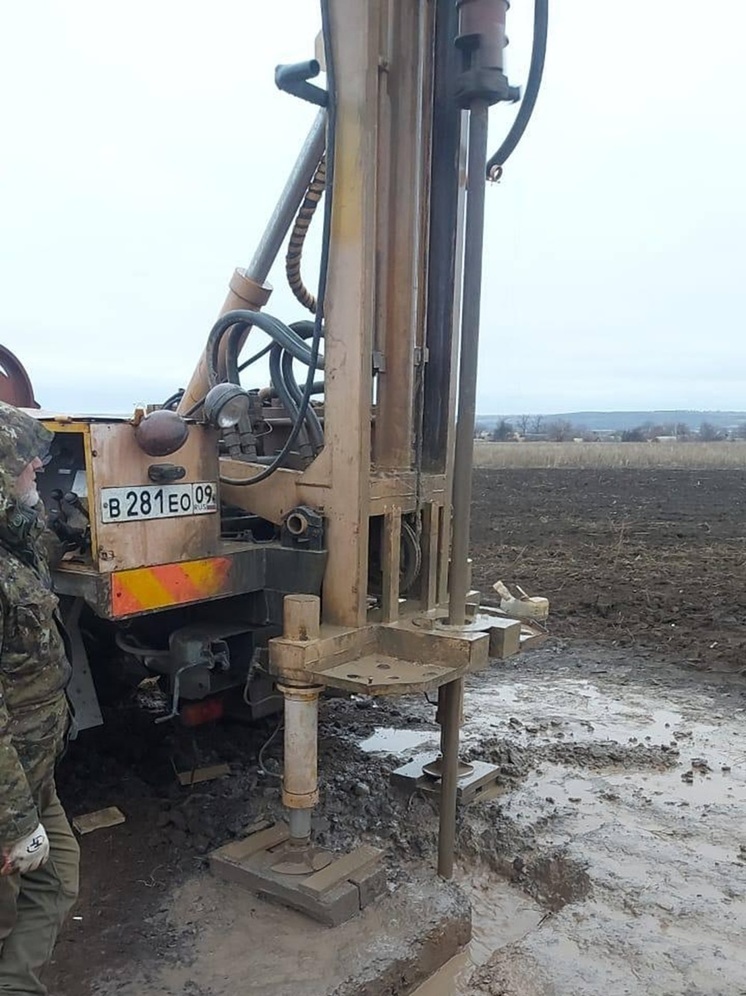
[474, 417, 746, 442]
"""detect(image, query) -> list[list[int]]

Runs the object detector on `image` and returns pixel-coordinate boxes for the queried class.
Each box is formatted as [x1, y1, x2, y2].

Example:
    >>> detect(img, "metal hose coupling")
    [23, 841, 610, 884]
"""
[455, 0, 520, 107]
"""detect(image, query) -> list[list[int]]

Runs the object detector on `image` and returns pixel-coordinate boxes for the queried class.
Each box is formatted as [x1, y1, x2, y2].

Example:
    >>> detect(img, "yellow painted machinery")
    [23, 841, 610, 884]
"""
[2, 0, 548, 921]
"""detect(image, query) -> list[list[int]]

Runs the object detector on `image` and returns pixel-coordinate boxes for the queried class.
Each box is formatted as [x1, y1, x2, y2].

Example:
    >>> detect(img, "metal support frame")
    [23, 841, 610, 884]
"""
[437, 677, 464, 879]
[313, 0, 380, 628]
[422, 0, 462, 471]
[448, 101, 490, 627]
[204, 0, 523, 895]
[373, 0, 433, 470]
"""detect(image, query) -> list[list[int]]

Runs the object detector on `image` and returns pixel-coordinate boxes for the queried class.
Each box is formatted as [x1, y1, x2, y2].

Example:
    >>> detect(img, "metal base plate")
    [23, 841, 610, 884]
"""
[318, 654, 457, 695]
[391, 752, 505, 806]
[421, 757, 475, 780]
[209, 822, 386, 927]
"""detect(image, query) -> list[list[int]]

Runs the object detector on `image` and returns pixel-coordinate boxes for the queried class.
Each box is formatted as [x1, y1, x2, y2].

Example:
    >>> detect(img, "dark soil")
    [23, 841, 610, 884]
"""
[47, 697, 440, 995]
[471, 468, 746, 672]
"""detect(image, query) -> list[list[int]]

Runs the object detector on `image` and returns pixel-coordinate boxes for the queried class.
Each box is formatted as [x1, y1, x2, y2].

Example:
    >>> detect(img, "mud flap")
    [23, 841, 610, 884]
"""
[60, 597, 103, 736]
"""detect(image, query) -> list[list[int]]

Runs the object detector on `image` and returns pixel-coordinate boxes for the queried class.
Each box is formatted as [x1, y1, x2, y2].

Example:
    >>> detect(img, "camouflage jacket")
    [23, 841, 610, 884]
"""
[0, 402, 71, 845]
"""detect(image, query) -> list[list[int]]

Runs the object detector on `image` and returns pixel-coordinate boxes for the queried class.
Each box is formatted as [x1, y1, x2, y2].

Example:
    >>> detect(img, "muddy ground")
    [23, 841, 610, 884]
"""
[44, 470, 746, 994]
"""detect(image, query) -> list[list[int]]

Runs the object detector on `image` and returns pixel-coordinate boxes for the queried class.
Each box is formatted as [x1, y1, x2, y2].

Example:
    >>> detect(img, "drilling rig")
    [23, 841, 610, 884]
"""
[1, 0, 548, 924]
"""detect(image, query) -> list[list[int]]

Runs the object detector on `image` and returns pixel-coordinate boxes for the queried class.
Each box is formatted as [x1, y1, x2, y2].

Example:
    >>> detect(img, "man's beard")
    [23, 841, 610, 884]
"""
[17, 487, 40, 508]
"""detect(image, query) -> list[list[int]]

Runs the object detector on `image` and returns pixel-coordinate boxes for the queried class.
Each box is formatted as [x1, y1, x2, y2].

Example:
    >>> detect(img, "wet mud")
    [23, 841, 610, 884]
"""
[411, 648, 746, 995]
[43, 468, 746, 994]
[45, 641, 746, 995]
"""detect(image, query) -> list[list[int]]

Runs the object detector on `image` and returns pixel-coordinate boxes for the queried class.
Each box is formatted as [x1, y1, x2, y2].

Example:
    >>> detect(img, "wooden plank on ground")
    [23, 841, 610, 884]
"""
[211, 823, 290, 865]
[299, 844, 382, 897]
[73, 807, 126, 835]
[177, 763, 230, 786]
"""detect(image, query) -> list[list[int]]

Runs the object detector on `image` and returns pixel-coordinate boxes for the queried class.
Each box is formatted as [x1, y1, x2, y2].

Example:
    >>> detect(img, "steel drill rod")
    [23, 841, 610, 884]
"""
[246, 109, 327, 283]
[288, 808, 313, 841]
[448, 100, 490, 627]
[437, 677, 464, 879]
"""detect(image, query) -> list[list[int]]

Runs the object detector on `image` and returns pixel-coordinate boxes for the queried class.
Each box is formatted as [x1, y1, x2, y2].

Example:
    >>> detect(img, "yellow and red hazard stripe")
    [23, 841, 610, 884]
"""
[110, 557, 232, 617]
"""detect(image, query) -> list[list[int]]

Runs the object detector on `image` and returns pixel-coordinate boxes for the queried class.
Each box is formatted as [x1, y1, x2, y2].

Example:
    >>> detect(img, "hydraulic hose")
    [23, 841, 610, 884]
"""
[224, 321, 250, 388]
[220, 0, 335, 487]
[485, 0, 548, 178]
[279, 348, 324, 452]
[268, 343, 317, 461]
[182, 311, 314, 417]
[237, 342, 274, 376]
[286, 155, 326, 313]
[205, 309, 325, 389]
[269, 344, 302, 427]
[282, 321, 325, 450]
[162, 390, 185, 411]
[224, 316, 325, 456]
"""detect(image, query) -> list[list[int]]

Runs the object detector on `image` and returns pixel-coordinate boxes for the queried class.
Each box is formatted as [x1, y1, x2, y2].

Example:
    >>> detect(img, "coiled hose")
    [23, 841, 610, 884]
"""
[209, 309, 323, 389]
[280, 321, 325, 453]
[285, 155, 326, 313]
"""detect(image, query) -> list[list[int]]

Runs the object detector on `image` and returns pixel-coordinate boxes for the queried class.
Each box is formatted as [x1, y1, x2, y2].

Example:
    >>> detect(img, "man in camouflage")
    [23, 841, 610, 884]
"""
[0, 401, 78, 994]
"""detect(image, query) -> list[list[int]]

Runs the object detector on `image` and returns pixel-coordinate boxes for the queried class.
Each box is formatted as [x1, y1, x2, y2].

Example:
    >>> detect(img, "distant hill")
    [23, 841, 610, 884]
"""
[477, 411, 746, 432]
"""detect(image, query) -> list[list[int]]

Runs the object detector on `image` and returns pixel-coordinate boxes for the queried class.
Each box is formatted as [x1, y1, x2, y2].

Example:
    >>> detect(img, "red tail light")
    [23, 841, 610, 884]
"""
[180, 696, 224, 727]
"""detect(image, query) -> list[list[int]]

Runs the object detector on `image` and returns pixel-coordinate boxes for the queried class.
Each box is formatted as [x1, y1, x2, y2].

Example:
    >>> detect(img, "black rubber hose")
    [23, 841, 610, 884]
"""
[287, 320, 326, 394]
[268, 343, 314, 459]
[237, 342, 274, 375]
[288, 320, 326, 389]
[269, 344, 301, 425]
[485, 0, 548, 178]
[225, 323, 276, 384]
[280, 348, 324, 452]
[224, 320, 250, 386]
[162, 390, 185, 411]
[205, 309, 324, 389]
[289, 319, 315, 338]
[220, 0, 335, 487]
[188, 311, 322, 418]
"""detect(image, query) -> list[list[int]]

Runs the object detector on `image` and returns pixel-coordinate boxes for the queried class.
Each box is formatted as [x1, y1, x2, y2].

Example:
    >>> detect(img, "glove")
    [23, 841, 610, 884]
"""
[1, 824, 50, 876]
[47, 509, 89, 554]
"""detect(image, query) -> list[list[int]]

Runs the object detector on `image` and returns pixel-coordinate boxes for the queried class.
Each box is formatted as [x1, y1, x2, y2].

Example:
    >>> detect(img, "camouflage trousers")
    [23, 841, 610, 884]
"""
[0, 782, 79, 995]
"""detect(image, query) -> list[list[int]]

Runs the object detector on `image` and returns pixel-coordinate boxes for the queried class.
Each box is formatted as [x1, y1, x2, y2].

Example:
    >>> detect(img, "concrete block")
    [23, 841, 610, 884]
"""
[488, 617, 522, 658]
[209, 827, 386, 927]
[391, 753, 505, 805]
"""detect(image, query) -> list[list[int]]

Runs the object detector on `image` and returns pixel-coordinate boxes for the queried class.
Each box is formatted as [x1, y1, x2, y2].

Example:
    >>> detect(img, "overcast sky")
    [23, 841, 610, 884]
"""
[1, 1, 744, 415]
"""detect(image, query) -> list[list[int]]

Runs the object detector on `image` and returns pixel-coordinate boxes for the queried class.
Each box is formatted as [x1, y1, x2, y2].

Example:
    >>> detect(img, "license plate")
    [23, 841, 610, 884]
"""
[100, 483, 217, 523]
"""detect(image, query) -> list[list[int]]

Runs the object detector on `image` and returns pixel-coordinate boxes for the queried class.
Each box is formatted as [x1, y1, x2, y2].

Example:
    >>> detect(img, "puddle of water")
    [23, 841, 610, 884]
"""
[464, 680, 688, 745]
[505, 757, 746, 851]
[463, 678, 746, 765]
[589, 707, 685, 744]
[358, 727, 438, 756]
[413, 674, 746, 995]
[623, 765, 746, 808]
[412, 867, 543, 996]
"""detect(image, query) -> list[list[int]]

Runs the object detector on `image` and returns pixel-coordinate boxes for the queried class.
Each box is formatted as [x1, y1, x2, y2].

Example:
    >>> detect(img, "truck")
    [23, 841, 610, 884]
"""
[0, 0, 548, 922]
